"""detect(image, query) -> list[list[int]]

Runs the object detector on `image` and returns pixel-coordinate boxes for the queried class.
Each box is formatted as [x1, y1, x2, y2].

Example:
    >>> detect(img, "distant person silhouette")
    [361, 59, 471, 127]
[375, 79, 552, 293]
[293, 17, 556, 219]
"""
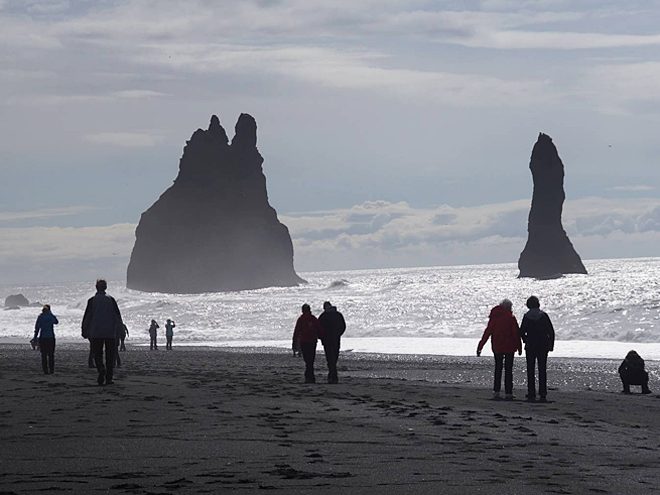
[477, 299, 522, 400]
[165, 319, 176, 350]
[619, 350, 652, 394]
[292, 304, 323, 383]
[82, 279, 123, 386]
[519, 296, 555, 402]
[34, 304, 58, 374]
[318, 301, 346, 384]
[119, 324, 129, 351]
[149, 320, 159, 350]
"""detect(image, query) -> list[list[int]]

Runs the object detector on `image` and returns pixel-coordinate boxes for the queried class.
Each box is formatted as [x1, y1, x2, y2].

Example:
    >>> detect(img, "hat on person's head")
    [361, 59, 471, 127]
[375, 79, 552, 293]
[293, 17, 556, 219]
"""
[323, 301, 331, 309]
[301, 303, 311, 313]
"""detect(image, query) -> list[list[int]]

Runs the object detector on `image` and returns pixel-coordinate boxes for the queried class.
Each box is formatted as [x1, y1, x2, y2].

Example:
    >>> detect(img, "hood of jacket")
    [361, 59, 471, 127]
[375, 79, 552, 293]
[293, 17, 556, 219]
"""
[525, 308, 545, 321]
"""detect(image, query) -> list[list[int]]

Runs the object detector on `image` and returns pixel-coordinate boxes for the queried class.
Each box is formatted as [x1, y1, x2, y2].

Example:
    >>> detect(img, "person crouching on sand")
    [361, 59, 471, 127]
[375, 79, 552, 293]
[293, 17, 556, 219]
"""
[292, 304, 323, 383]
[619, 350, 652, 395]
[34, 304, 58, 374]
[519, 296, 555, 403]
[477, 299, 521, 400]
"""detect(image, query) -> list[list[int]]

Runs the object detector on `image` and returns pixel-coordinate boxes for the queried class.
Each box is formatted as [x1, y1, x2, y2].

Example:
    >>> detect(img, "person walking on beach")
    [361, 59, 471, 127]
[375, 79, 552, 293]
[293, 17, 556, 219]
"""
[119, 324, 129, 351]
[165, 319, 176, 350]
[34, 304, 58, 374]
[82, 279, 123, 386]
[292, 304, 323, 383]
[148, 320, 159, 350]
[477, 299, 522, 400]
[318, 301, 347, 384]
[619, 350, 652, 394]
[519, 296, 555, 402]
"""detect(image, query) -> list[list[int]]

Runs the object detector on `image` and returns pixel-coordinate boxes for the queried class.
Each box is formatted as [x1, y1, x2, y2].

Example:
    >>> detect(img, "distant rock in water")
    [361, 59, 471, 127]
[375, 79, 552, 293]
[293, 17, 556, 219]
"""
[518, 133, 587, 278]
[4, 294, 29, 308]
[127, 114, 305, 293]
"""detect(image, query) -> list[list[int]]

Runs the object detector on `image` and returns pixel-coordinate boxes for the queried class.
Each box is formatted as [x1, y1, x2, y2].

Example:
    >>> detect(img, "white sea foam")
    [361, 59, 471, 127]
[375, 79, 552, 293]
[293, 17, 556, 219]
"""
[2, 258, 660, 358]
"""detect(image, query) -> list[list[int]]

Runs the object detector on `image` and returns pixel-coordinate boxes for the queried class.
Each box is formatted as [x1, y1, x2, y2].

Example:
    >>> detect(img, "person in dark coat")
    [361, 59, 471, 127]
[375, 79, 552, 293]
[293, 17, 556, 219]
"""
[318, 301, 347, 384]
[519, 296, 555, 402]
[292, 304, 323, 383]
[619, 350, 651, 394]
[165, 319, 175, 350]
[148, 320, 159, 350]
[477, 299, 522, 400]
[82, 279, 123, 386]
[34, 304, 58, 374]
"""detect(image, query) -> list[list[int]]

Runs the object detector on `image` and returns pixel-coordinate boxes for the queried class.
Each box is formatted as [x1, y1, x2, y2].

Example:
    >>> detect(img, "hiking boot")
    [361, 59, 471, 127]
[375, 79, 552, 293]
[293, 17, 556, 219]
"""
[525, 394, 536, 402]
[504, 393, 515, 401]
[97, 374, 105, 386]
[642, 389, 652, 395]
[493, 391, 501, 399]
[539, 396, 548, 403]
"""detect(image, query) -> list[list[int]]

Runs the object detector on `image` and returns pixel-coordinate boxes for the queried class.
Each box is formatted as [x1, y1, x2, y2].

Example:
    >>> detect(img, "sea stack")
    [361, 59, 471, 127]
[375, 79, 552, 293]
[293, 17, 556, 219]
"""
[518, 133, 587, 278]
[126, 114, 305, 293]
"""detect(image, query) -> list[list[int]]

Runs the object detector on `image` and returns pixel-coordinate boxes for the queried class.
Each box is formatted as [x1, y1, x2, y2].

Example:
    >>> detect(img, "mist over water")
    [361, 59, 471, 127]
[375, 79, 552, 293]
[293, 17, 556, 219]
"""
[3, 258, 660, 353]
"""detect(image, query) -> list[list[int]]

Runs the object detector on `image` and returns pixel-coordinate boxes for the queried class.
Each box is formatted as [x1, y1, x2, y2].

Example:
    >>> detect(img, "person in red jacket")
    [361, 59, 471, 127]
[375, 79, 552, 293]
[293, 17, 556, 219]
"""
[292, 304, 323, 383]
[477, 299, 522, 400]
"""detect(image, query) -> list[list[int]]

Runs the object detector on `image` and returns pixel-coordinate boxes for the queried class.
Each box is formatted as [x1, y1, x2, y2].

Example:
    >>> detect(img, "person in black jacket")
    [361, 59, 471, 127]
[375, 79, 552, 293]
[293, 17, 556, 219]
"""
[81, 279, 123, 386]
[519, 296, 555, 402]
[619, 350, 651, 394]
[318, 301, 346, 384]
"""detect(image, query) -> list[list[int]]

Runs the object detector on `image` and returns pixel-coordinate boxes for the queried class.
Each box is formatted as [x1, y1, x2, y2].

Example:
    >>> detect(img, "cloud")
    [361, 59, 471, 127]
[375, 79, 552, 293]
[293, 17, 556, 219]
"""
[606, 185, 655, 192]
[83, 132, 166, 147]
[580, 62, 660, 115]
[4, 196, 660, 283]
[0, 206, 99, 223]
[0, 223, 136, 264]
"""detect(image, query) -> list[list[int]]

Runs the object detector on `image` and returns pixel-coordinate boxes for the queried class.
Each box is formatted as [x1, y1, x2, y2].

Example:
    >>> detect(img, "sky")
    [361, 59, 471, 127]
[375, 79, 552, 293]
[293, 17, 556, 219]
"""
[2, 0, 660, 284]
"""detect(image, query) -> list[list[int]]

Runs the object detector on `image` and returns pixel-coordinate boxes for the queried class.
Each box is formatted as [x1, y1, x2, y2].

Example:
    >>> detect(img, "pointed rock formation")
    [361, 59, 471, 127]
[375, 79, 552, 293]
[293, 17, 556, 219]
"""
[127, 114, 305, 293]
[518, 133, 587, 278]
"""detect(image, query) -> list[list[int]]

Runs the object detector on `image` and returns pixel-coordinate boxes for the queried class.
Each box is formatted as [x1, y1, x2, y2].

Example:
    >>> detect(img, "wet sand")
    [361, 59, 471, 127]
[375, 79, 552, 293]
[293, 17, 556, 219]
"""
[1, 344, 659, 494]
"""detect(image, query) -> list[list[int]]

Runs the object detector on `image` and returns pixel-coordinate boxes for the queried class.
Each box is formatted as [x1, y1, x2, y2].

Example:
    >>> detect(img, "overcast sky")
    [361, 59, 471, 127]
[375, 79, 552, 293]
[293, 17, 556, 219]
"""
[2, 0, 660, 284]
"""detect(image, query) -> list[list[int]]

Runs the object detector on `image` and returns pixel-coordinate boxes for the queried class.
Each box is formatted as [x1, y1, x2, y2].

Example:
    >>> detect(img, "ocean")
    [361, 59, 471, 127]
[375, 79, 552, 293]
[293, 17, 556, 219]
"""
[3, 257, 660, 360]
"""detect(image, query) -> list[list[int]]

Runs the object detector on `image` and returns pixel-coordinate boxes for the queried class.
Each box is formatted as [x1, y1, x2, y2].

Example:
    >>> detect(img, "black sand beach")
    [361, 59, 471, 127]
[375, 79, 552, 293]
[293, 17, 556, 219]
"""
[1, 344, 659, 494]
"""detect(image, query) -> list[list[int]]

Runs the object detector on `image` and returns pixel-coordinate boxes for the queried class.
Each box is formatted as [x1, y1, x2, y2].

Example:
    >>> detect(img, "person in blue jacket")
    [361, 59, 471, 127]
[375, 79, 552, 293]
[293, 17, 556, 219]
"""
[34, 304, 58, 374]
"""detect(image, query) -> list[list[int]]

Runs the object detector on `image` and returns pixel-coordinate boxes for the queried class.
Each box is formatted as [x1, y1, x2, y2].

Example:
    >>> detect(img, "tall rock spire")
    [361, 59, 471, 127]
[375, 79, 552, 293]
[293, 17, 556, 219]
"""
[126, 113, 305, 293]
[518, 133, 587, 278]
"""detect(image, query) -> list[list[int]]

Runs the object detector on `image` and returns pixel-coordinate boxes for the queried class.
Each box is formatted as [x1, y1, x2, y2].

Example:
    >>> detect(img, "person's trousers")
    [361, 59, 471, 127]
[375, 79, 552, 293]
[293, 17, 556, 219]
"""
[166, 335, 173, 350]
[150, 335, 157, 350]
[323, 339, 341, 383]
[39, 338, 55, 374]
[114, 343, 122, 367]
[88, 340, 95, 368]
[493, 352, 514, 394]
[300, 342, 317, 383]
[91, 338, 116, 382]
[620, 369, 650, 393]
[526, 349, 548, 397]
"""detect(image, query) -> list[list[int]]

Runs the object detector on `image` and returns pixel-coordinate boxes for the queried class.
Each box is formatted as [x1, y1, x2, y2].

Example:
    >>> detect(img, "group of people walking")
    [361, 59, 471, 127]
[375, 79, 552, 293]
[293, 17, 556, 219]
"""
[477, 296, 554, 402]
[477, 295, 652, 400]
[292, 301, 346, 384]
[29, 280, 653, 396]
[31, 279, 177, 385]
